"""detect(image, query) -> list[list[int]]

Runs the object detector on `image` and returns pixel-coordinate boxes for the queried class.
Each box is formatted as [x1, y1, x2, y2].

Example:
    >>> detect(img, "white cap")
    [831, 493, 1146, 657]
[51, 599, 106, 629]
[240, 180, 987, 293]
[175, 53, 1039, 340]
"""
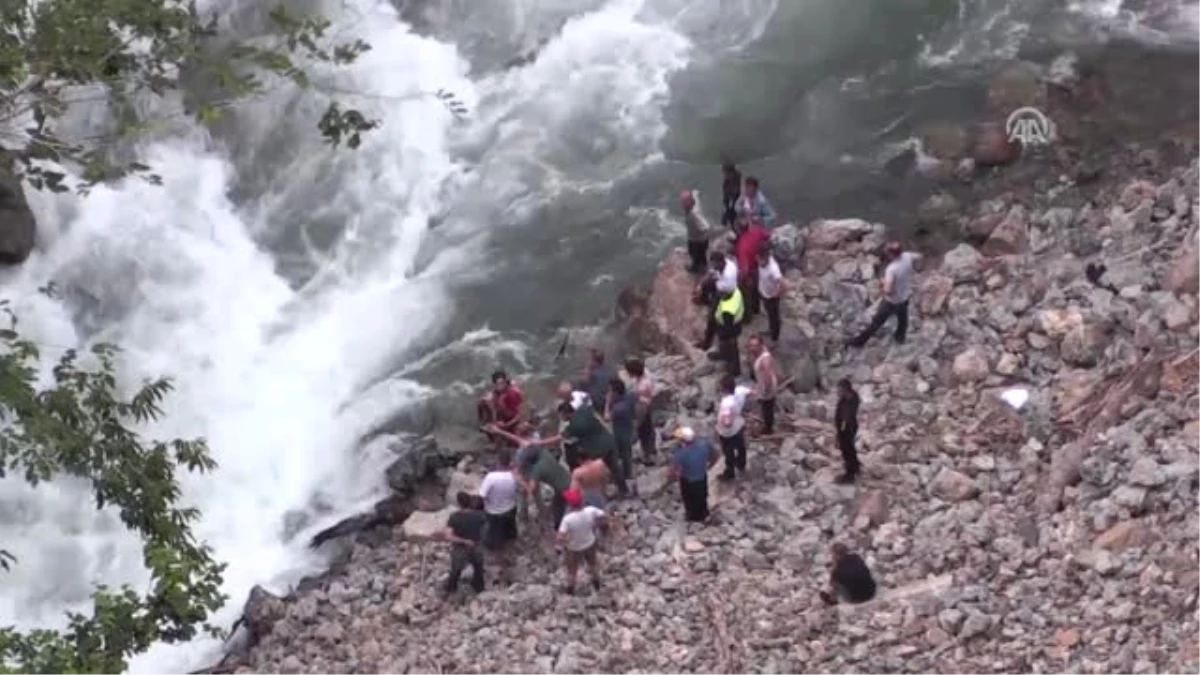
[569, 390, 591, 410]
[674, 426, 696, 442]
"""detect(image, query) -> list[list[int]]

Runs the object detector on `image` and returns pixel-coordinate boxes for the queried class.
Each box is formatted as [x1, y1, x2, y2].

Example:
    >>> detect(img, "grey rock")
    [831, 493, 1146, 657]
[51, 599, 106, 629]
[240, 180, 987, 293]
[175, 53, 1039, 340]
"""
[1128, 457, 1166, 488]
[0, 170, 36, 265]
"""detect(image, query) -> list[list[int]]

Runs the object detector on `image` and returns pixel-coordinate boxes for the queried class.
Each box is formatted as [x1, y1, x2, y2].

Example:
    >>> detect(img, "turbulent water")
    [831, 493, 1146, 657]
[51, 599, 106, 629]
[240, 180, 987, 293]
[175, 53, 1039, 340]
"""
[0, 0, 1195, 671]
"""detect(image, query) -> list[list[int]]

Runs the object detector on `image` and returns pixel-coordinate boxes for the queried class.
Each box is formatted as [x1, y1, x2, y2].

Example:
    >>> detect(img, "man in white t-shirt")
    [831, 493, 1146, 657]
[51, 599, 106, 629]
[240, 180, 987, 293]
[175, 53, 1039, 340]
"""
[478, 448, 519, 550]
[556, 488, 607, 594]
[715, 374, 753, 480]
[848, 241, 921, 348]
[755, 242, 787, 343]
[696, 251, 739, 350]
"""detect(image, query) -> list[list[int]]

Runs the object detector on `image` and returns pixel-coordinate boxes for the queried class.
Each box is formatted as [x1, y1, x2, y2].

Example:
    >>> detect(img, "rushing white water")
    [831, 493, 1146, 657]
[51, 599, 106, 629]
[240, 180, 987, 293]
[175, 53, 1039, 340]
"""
[0, 0, 701, 671]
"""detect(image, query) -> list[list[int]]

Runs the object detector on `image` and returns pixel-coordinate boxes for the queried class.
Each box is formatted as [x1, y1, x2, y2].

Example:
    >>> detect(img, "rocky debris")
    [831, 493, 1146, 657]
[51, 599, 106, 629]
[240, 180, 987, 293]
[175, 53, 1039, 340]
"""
[232, 157, 1200, 675]
[0, 168, 36, 265]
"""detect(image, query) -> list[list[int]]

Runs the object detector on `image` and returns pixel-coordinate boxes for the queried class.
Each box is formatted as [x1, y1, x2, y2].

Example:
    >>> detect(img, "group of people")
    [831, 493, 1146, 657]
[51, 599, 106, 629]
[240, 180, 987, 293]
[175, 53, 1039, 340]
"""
[444, 163, 929, 604]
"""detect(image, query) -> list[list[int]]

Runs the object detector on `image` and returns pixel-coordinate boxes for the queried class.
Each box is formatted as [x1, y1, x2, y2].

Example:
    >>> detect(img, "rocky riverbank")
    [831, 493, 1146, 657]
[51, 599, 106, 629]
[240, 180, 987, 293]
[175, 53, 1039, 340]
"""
[210, 148, 1200, 674]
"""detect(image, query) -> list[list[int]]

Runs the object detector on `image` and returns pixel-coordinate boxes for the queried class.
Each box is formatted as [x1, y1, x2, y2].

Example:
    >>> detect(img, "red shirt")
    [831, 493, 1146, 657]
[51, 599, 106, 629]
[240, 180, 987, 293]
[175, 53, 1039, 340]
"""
[494, 386, 523, 422]
[735, 225, 771, 282]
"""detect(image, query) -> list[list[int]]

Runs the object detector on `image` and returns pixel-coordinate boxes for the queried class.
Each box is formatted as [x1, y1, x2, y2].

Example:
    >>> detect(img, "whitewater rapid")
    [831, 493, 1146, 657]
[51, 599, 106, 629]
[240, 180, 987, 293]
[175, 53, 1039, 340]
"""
[0, 0, 704, 671]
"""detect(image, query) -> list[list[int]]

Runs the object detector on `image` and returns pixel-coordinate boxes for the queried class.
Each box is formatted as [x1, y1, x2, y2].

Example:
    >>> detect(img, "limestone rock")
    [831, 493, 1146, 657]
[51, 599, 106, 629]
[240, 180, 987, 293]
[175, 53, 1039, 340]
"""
[981, 205, 1028, 257]
[941, 244, 985, 283]
[805, 218, 874, 250]
[930, 467, 979, 502]
[1094, 520, 1156, 551]
[1164, 244, 1199, 296]
[952, 347, 990, 384]
[919, 274, 954, 316]
[1061, 321, 1110, 368]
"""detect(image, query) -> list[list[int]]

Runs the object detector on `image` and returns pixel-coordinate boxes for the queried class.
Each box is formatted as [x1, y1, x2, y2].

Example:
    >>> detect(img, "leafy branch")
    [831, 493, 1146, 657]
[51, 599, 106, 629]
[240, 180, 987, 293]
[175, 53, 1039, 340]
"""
[0, 296, 225, 673]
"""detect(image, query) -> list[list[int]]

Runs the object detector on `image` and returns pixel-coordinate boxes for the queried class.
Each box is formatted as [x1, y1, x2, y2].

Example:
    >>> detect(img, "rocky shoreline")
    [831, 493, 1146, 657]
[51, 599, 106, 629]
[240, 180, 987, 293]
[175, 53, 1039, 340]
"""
[203, 143, 1200, 674]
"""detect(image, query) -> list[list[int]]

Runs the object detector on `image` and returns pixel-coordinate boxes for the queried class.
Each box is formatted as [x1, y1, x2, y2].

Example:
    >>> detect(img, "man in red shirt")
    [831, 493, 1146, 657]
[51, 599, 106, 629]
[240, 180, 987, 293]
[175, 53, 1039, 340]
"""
[734, 217, 771, 320]
[477, 369, 525, 448]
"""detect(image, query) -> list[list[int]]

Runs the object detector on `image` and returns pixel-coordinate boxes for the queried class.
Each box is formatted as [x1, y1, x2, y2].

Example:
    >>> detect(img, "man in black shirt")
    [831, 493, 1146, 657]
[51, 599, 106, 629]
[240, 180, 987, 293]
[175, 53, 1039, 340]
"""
[820, 542, 876, 605]
[441, 491, 487, 594]
[835, 378, 861, 484]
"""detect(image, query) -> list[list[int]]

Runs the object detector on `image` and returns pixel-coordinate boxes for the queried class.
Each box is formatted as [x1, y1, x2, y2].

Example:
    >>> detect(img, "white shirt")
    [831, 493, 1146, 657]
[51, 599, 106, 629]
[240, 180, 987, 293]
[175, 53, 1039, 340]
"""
[885, 252, 917, 303]
[716, 385, 752, 437]
[558, 506, 606, 551]
[716, 257, 739, 293]
[758, 256, 783, 298]
[479, 471, 518, 515]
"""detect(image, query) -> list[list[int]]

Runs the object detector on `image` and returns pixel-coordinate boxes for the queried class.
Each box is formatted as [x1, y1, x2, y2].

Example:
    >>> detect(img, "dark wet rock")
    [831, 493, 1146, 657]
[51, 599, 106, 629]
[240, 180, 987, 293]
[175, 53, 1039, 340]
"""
[0, 169, 36, 265]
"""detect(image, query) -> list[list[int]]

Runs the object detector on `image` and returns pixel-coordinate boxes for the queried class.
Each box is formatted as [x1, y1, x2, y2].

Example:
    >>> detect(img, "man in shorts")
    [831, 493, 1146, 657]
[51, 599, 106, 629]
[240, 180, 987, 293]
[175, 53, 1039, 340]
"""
[556, 488, 607, 595]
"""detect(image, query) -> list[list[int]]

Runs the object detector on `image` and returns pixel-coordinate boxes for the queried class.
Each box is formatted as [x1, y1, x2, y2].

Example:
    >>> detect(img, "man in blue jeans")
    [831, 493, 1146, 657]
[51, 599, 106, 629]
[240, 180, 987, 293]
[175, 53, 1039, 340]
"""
[670, 427, 719, 522]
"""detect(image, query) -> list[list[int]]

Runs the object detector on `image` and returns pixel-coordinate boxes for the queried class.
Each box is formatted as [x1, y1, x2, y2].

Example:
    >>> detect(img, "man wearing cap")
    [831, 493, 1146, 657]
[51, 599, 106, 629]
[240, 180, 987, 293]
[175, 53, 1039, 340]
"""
[670, 427, 720, 522]
[680, 188, 714, 274]
[556, 488, 607, 594]
[848, 242, 921, 347]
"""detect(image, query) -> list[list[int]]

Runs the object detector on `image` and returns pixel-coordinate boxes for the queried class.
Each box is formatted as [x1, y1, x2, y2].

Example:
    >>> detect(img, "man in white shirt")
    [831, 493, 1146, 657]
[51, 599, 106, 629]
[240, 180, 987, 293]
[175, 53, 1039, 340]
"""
[848, 241, 920, 348]
[478, 448, 519, 550]
[756, 242, 787, 343]
[696, 251, 739, 350]
[715, 373, 752, 480]
[747, 333, 778, 435]
[556, 488, 607, 594]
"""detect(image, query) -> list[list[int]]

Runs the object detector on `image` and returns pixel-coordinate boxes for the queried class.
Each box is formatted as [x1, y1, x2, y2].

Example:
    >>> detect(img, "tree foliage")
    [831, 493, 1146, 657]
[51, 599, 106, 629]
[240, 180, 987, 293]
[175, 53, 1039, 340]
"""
[0, 297, 225, 673]
[0, 0, 465, 192]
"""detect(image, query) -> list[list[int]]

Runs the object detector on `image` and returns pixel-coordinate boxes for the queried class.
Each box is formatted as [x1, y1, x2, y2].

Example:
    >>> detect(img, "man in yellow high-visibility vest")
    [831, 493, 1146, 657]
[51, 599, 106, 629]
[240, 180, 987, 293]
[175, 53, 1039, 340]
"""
[713, 285, 745, 377]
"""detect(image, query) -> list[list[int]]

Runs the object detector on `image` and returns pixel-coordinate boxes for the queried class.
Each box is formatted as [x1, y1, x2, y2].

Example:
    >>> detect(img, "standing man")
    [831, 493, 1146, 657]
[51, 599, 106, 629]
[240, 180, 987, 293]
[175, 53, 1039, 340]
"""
[848, 241, 920, 347]
[747, 333, 778, 436]
[695, 251, 739, 351]
[713, 284, 745, 378]
[721, 163, 742, 228]
[734, 177, 778, 229]
[670, 427, 719, 522]
[624, 358, 658, 466]
[715, 374, 752, 480]
[680, 189, 713, 274]
[605, 377, 637, 488]
[439, 491, 488, 595]
[556, 489, 607, 595]
[478, 448, 519, 550]
[583, 348, 615, 413]
[834, 378, 862, 484]
[734, 216, 771, 321]
[756, 242, 786, 343]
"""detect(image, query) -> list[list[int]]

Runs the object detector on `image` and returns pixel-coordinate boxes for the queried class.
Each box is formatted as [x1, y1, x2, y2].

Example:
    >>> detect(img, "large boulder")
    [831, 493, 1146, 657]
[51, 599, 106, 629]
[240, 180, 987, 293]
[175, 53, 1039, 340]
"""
[619, 250, 706, 356]
[971, 122, 1020, 167]
[1061, 321, 1111, 368]
[769, 223, 804, 270]
[952, 347, 991, 384]
[940, 243, 986, 284]
[0, 171, 36, 265]
[981, 205, 1029, 257]
[384, 434, 447, 499]
[1164, 243, 1199, 296]
[243, 585, 286, 638]
[805, 218, 875, 250]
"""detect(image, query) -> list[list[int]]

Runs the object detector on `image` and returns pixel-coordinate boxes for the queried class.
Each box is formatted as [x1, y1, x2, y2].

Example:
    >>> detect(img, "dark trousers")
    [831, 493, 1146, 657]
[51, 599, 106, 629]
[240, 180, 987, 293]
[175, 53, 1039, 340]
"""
[850, 300, 909, 346]
[445, 544, 484, 593]
[718, 335, 741, 377]
[742, 280, 760, 319]
[838, 424, 860, 477]
[637, 415, 657, 462]
[679, 477, 709, 522]
[551, 491, 567, 529]
[603, 449, 629, 495]
[564, 442, 581, 470]
[761, 398, 776, 435]
[718, 429, 747, 477]
[687, 239, 709, 273]
[484, 509, 518, 550]
[615, 435, 634, 482]
[762, 295, 781, 341]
